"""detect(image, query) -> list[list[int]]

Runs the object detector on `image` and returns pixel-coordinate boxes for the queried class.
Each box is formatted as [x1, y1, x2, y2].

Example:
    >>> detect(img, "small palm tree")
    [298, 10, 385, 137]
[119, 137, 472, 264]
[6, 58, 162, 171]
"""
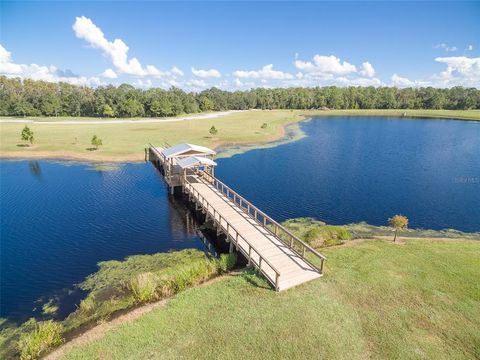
[388, 215, 409, 242]
[209, 126, 218, 136]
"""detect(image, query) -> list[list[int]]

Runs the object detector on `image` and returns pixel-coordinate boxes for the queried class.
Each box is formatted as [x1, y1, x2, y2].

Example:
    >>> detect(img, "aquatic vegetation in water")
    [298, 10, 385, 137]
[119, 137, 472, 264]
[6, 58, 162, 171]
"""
[1, 249, 237, 359]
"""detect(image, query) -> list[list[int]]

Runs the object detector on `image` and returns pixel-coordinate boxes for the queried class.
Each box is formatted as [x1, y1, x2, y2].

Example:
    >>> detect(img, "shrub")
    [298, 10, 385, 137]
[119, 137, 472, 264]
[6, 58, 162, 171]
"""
[217, 253, 237, 273]
[78, 296, 96, 314]
[129, 272, 158, 303]
[260, 123, 268, 129]
[17, 320, 64, 360]
[209, 126, 218, 135]
[91, 135, 103, 150]
[21, 126, 34, 145]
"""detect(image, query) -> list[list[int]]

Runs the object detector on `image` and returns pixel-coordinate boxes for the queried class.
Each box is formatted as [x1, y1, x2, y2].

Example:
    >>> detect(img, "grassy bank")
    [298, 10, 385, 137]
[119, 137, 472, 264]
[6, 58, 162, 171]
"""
[283, 217, 480, 246]
[0, 110, 300, 162]
[302, 109, 480, 121]
[0, 250, 236, 359]
[1, 109, 479, 162]
[57, 238, 480, 359]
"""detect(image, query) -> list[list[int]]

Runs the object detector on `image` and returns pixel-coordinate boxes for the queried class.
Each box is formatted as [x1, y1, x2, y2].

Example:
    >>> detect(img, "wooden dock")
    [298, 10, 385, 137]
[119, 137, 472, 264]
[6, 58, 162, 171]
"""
[149, 145, 326, 291]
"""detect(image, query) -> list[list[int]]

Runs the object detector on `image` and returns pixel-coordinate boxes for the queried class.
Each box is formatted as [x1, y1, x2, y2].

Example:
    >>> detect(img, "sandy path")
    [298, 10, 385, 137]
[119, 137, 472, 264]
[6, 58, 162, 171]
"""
[0, 110, 244, 125]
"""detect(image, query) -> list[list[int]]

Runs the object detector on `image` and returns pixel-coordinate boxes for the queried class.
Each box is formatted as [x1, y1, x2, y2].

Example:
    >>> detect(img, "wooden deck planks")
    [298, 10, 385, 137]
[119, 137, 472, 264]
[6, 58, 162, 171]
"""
[186, 177, 321, 291]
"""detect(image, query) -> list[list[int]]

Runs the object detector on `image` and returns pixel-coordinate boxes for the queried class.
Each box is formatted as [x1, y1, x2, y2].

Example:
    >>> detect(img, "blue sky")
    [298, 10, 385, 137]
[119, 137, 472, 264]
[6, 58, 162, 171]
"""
[1, 1, 479, 90]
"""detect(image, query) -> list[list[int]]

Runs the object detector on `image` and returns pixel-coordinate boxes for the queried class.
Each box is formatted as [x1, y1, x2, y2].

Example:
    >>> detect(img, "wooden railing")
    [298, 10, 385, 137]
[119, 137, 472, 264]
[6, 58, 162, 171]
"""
[183, 176, 281, 290]
[195, 170, 326, 273]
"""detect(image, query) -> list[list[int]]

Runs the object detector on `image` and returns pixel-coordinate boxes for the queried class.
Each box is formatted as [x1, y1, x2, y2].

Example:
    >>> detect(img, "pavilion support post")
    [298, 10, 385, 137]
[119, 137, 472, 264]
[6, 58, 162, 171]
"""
[229, 242, 235, 254]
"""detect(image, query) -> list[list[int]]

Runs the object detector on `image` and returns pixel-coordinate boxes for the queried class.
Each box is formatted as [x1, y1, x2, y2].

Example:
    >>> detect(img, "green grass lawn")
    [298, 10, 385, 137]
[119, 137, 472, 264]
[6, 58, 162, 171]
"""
[60, 239, 480, 360]
[1, 109, 479, 162]
[0, 110, 300, 161]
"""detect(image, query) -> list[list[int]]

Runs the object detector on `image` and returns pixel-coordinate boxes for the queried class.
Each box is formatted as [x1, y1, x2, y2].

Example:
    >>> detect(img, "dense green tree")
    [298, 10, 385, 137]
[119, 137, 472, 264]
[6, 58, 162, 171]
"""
[21, 126, 34, 145]
[102, 104, 115, 117]
[91, 135, 103, 150]
[0, 76, 478, 118]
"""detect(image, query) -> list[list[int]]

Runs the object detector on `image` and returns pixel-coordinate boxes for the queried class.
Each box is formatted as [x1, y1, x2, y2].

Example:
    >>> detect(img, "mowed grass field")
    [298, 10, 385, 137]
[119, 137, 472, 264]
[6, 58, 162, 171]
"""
[1, 109, 479, 162]
[0, 111, 300, 161]
[58, 239, 480, 360]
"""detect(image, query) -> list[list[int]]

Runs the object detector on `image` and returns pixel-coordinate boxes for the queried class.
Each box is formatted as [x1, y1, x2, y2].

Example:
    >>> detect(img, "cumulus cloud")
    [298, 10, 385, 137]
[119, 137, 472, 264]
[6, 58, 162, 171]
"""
[0, 44, 102, 86]
[432, 56, 480, 87]
[233, 64, 293, 80]
[466, 44, 474, 51]
[101, 68, 117, 79]
[434, 43, 458, 52]
[187, 78, 207, 88]
[391, 73, 418, 87]
[337, 76, 383, 87]
[294, 55, 357, 76]
[73, 16, 182, 79]
[234, 78, 243, 87]
[359, 62, 375, 77]
[191, 67, 221, 78]
[391, 56, 480, 88]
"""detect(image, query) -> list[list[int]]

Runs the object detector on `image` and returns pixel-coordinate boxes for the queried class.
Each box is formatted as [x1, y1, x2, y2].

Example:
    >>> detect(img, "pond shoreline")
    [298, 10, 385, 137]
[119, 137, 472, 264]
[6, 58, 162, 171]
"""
[1, 110, 478, 163]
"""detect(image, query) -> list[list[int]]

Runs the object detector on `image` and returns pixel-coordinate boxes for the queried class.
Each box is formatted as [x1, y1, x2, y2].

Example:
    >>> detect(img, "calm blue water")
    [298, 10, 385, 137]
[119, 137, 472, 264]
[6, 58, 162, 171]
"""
[1, 116, 479, 323]
[0, 161, 204, 323]
[217, 117, 480, 232]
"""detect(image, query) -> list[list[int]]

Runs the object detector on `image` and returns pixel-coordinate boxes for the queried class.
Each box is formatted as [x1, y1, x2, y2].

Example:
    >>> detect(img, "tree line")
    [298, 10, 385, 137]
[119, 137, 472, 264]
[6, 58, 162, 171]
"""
[1, 76, 479, 118]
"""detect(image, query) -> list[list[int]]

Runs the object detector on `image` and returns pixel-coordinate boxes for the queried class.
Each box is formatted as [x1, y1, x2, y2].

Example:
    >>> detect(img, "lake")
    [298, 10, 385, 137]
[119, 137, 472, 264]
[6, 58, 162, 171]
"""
[1, 116, 479, 323]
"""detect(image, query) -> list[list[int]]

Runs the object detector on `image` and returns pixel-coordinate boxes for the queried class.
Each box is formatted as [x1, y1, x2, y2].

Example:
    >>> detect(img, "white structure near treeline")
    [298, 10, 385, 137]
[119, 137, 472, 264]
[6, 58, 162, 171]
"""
[152, 143, 217, 190]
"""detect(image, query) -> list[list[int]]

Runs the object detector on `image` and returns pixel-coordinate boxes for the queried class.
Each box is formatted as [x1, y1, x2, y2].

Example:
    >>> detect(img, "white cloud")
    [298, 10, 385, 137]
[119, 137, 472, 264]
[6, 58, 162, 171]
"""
[294, 55, 357, 76]
[359, 62, 375, 77]
[191, 67, 221, 78]
[434, 43, 458, 52]
[134, 78, 152, 88]
[101, 68, 117, 79]
[233, 64, 293, 80]
[234, 78, 243, 87]
[337, 76, 383, 87]
[391, 73, 418, 88]
[432, 56, 480, 87]
[0, 44, 102, 86]
[171, 66, 184, 77]
[0, 45, 12, 63]
[391, 56, 480, 88]
[73, 16, 180, 79]
[466, 44, 474, 51]
[187, 78, 207, 88]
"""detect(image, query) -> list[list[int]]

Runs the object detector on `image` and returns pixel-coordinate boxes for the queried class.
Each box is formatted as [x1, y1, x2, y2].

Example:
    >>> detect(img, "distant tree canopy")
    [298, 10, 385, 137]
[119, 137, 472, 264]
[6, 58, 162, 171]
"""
[1, 76, 479, 118]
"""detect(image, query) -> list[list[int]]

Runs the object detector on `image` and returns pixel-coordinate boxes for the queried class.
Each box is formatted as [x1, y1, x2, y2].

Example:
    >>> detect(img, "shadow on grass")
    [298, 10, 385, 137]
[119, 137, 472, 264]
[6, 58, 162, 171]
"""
[16, 144, 30, 147]
[241, 269, 273, 290]
[86, 147, 98, 151]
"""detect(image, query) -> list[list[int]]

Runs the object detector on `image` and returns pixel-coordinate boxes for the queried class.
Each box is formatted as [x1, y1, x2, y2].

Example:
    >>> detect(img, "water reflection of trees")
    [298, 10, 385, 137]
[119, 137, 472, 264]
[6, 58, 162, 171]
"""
[29, 161, 42, 177]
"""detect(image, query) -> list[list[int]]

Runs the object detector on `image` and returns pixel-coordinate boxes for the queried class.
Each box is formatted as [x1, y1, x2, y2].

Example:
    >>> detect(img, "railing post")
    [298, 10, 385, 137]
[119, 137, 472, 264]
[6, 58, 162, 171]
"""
[275, 273, 279, 291]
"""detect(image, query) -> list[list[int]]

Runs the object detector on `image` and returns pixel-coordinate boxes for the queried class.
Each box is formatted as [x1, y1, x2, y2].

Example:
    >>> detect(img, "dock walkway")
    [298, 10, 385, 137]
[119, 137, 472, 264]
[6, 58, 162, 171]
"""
[149, 146, 326, 291]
